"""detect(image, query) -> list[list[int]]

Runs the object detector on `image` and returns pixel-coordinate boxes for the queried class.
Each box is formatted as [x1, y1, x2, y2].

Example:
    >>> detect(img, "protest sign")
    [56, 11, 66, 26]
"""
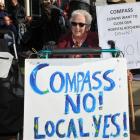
[96, 2, 140, 69]
[23, 58, 130, 140]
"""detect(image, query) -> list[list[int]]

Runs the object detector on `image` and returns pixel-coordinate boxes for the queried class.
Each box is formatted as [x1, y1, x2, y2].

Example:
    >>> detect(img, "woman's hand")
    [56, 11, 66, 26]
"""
[128, 70, 133, 81]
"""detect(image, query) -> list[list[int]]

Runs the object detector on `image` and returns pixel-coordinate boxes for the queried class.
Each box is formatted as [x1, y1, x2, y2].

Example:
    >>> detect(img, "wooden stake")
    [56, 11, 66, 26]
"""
[128, 80, 136, 131]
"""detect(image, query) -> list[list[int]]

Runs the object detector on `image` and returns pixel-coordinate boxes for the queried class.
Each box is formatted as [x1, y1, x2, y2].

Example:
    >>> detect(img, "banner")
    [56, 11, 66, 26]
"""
[23, 58, 130, 140]
[96, 2, 140, 69]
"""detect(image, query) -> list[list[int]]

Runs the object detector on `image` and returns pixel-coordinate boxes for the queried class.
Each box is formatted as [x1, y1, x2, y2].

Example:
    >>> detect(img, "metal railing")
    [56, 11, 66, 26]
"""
[36, 47, 122, 58]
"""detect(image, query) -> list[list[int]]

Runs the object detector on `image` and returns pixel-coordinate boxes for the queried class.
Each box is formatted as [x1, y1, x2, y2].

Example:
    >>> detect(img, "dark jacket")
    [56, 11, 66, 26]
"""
[0, 10, 8, 27]
[8, 3, 26, 26]
[2, 24, 17, 38]
[41, 4, 67, 43]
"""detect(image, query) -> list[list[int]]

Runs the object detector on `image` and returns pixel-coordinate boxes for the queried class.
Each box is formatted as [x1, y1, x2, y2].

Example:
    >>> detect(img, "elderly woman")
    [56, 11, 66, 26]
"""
[57, 9, 100, 58]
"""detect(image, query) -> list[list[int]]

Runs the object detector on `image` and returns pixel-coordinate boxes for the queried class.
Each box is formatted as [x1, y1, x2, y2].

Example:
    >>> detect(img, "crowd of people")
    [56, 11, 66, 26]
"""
[0, 0, 32, 52]
[0, 0, 99, 56]
[1, 0, 127, 57]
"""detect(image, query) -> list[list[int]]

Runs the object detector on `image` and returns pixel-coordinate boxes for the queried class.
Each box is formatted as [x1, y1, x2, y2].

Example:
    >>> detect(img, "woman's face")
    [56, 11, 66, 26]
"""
[11, 0, 18, 6]
[4, 16, 12, 26]
[0, 3, 5, 10]
[71, 14, 88, 38]
[42, 0, 54, 6]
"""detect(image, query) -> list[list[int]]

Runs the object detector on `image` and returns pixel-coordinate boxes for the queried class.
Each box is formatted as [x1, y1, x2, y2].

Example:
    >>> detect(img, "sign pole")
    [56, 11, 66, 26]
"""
[128, 80, 136, 131]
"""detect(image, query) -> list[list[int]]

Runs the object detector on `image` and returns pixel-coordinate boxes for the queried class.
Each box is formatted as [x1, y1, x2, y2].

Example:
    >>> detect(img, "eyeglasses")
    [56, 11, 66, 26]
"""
[71, 22, 87, 27]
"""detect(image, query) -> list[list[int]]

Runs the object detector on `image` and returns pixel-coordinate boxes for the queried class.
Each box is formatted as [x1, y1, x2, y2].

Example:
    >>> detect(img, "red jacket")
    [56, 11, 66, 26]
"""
[57, 31, 101, 58]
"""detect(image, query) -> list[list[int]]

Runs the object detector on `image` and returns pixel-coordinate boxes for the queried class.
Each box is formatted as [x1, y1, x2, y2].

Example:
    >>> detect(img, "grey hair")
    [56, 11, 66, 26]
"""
[70, 9, 92, 26]
[40, 0, 56, 4]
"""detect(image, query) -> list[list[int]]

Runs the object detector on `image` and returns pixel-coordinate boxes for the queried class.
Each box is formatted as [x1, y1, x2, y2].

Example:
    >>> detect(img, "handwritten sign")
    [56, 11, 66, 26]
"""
[23, 58, 130, 140]
[96, 2, 140, 69]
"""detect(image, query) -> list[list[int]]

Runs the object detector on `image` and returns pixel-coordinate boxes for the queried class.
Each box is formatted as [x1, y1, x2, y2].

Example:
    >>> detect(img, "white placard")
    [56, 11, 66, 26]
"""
[0, 52, 13, 78]
[96, 2, 140, 69]
[23, 58, 130, 140]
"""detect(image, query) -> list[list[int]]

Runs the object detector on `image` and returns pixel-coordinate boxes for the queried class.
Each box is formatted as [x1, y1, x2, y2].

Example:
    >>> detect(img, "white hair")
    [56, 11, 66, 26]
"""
[70, 9, 92, 26]
[40, 0, 56, 4]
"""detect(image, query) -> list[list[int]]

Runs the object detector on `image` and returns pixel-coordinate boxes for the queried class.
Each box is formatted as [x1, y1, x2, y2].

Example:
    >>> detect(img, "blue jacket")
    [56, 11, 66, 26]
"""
[0, 10, 8, 27]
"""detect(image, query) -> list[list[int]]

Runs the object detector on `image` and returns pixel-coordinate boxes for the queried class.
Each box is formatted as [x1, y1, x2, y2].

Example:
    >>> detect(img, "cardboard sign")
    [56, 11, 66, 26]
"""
[96, 2, 140, 69]
[23, 58, 130, 140]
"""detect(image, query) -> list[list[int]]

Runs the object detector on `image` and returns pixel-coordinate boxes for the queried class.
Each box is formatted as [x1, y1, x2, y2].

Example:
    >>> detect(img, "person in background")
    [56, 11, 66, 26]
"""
[2, 16, 17, 37]
[1, 15, 17, 47]
[0, 2, 8, 27]
[40, 0, 67, 45]
[7, 0, 32, 50]
[68, 0, 91, 18]
[57, 9, 101, 58]
[8, 0, 32, 26]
